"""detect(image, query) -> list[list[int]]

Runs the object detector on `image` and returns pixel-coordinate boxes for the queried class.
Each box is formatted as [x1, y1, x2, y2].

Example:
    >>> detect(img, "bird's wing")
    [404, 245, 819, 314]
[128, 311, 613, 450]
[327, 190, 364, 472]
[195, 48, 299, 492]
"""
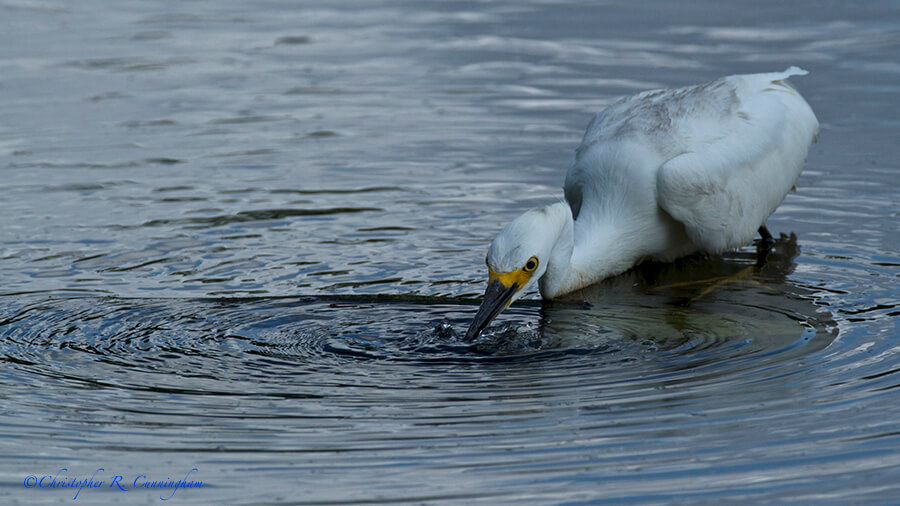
[655, 67, 818, 252]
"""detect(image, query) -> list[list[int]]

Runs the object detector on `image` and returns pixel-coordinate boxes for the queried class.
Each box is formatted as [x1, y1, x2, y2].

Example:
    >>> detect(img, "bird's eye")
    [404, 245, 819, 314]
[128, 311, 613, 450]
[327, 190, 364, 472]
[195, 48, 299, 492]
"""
[523, 256, 539, 272]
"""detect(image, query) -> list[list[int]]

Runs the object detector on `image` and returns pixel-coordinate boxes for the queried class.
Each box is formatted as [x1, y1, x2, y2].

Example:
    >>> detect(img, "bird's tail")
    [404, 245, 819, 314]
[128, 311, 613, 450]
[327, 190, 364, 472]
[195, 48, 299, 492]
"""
[780, 66, 808, 78]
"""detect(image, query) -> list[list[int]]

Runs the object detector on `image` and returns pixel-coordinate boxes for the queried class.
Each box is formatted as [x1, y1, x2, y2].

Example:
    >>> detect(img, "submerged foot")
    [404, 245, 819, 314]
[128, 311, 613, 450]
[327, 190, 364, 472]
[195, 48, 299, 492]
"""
[653, 266, 776, 303]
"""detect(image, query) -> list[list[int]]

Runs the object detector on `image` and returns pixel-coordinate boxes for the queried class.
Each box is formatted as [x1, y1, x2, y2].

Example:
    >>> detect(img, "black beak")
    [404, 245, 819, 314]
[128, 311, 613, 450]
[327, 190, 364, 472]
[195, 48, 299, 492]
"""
[464, 279, 518, 341]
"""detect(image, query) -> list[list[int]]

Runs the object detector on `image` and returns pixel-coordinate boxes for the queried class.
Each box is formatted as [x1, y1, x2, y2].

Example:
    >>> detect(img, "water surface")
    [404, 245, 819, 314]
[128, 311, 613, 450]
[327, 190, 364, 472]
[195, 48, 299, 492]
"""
[1, 0, 898, 503]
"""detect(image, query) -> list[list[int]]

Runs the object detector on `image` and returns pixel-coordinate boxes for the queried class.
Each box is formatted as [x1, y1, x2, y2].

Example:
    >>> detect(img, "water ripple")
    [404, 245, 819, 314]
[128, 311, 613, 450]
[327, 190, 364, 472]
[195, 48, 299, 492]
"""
[2, 0, 899, 502]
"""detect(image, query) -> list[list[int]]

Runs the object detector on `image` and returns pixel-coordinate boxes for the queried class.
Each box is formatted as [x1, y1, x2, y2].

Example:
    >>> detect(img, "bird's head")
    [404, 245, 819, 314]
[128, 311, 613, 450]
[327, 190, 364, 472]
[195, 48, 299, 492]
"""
[465, 206, 565, 341]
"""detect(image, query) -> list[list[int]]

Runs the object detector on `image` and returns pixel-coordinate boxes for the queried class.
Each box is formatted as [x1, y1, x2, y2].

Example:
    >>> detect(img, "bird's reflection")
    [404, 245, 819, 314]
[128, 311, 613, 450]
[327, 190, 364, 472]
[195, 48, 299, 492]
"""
[517, 234, 837, 353]
[563, 233, 799, 301]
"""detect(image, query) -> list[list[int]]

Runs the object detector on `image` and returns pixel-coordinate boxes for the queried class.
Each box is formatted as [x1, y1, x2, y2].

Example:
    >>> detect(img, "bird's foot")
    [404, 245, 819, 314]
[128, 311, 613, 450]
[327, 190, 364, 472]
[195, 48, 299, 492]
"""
[651, 266, 779, 304]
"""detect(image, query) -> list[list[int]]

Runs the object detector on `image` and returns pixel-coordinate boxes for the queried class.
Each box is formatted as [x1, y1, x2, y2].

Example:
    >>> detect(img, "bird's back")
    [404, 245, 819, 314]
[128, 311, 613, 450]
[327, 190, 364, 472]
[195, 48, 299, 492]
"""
[565, 67, 818, 254]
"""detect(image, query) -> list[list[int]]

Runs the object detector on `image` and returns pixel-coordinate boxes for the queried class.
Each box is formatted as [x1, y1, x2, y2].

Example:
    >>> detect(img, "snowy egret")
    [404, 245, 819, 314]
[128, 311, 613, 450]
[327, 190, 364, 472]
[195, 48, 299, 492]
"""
[466, 67, 818, 341]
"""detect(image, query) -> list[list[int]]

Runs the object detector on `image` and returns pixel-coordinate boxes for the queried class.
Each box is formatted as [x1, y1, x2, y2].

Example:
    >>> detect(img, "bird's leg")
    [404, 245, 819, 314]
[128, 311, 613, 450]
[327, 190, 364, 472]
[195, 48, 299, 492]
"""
[758, 224, 775, 244]
[756, 224, 775, 267]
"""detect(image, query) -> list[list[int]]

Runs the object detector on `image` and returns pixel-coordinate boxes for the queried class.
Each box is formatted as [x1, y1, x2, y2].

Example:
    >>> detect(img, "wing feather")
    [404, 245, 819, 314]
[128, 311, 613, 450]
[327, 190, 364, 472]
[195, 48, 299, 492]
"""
[655, 68, 818, 252]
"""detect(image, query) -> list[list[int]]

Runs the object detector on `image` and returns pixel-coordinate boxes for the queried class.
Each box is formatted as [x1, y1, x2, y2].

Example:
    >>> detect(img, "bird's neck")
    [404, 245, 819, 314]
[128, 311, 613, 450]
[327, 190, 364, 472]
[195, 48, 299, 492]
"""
[538, 202, 638, 299]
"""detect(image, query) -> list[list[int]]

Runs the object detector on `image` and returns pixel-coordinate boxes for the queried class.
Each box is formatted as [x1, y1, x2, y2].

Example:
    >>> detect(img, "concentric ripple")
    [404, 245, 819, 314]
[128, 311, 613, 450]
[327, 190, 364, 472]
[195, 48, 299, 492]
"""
[0, 277, 882, 503]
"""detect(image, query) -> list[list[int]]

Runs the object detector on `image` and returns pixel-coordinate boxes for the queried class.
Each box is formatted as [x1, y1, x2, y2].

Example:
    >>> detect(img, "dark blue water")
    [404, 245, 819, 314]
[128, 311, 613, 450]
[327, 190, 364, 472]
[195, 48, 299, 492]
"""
[1, 0, 898, 503]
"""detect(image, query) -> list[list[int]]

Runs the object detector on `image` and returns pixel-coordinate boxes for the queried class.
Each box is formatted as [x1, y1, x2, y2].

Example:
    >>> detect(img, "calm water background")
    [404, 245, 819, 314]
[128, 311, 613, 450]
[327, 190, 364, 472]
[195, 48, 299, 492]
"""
[1, 0, 898, 503]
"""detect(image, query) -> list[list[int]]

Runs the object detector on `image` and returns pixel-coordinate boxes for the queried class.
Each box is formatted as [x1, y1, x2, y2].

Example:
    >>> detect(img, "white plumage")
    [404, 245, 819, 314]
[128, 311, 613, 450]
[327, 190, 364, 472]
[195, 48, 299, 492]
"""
[466, 67, 819, 340]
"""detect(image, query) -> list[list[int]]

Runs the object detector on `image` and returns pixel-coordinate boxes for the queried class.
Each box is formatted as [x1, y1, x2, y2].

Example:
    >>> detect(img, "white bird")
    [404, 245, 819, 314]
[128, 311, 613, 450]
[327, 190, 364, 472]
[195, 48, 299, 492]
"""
[466, 67, 819, 341]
